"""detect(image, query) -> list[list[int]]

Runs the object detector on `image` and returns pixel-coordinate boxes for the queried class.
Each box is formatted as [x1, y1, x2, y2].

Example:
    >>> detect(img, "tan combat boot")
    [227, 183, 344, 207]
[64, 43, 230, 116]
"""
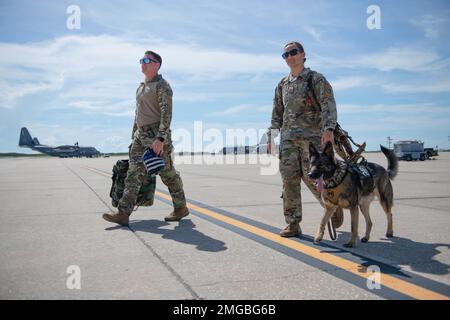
[102, 211, 130, 226]
[279, 222, 301, 237]
[164, 206, 190, 222]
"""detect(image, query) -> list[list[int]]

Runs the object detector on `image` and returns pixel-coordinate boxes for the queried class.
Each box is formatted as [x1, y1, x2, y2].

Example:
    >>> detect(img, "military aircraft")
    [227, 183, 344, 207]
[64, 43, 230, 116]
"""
[18, 127, 101, 158]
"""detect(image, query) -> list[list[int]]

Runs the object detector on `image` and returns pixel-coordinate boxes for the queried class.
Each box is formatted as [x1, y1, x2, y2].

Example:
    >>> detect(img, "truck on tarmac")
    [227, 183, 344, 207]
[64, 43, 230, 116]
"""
[424, 147, 439, 158]
[394, 140, 428, 161]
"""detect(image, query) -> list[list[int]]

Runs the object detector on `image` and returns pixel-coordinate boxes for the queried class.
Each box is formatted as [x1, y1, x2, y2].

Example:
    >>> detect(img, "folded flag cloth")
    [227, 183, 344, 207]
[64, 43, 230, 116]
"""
[142, 148, 165, 175]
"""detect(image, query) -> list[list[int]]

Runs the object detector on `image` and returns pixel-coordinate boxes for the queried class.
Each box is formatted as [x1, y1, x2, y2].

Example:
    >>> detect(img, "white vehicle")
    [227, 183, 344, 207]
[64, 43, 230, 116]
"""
[394, 140, 427, 161]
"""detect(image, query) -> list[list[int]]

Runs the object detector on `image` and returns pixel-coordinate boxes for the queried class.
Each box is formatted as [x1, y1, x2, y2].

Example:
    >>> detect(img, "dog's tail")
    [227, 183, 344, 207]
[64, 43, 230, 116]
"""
[380, 145, 398, 180]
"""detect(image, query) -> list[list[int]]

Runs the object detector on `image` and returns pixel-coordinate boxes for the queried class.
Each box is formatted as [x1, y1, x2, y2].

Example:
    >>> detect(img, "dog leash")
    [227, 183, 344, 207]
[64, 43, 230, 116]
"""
[327, 220, 337, 241]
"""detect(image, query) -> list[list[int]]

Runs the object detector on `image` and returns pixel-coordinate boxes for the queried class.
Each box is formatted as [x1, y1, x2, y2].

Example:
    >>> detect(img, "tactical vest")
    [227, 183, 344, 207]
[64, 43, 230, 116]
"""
[109, 159, 156, 207]
[348, 162, 375, 196]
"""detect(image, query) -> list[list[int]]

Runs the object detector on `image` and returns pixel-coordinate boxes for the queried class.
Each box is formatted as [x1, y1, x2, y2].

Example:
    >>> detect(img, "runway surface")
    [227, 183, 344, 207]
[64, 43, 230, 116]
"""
[0, 152, 449, 299]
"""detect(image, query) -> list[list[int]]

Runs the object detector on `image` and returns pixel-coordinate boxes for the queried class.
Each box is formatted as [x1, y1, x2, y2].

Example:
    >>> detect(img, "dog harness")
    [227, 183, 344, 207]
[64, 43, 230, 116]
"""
[323, 161, 348, 189]
[324, 160, 376, 196]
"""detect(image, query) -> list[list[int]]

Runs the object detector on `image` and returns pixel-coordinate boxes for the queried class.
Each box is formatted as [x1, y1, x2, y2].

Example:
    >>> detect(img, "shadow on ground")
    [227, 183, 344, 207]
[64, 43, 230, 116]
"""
[325, 231, 450, 276]
[106, 219, 228, 252]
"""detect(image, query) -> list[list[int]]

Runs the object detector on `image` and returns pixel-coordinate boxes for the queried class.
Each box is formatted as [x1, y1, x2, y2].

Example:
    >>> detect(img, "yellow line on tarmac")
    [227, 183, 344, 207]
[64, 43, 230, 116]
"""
[155, 190, 449, 300]
[83, 167, 448, 300]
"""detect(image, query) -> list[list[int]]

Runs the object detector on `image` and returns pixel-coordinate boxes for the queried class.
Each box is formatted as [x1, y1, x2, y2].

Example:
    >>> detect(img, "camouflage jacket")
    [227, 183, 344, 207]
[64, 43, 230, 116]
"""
[268, 67, 337, 141]
[132, 74, 173, 141]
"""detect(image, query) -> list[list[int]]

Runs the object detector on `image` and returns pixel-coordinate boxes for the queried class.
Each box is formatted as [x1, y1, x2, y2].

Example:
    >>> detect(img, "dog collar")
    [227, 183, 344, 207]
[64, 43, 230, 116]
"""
[324, 161, 348, 189]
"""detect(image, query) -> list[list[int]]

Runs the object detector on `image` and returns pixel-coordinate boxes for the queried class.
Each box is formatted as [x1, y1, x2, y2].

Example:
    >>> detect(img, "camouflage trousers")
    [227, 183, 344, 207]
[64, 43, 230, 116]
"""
[118, 125, 186, 215]
[279, 136, 324, 224]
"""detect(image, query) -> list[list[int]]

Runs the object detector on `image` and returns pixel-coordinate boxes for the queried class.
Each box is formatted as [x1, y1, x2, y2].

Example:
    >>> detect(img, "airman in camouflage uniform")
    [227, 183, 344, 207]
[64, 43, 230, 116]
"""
[103, 50, 188, 226]
[268, 42, 339, 237]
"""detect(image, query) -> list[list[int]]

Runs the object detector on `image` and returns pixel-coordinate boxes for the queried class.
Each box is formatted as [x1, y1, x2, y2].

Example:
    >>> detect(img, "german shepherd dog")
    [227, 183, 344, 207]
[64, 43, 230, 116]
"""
[308, 141, 398, 247]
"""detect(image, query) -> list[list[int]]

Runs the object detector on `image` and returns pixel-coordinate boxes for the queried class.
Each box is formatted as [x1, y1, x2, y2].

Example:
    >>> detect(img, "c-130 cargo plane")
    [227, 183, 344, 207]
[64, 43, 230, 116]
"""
[18, 127, 101, 158]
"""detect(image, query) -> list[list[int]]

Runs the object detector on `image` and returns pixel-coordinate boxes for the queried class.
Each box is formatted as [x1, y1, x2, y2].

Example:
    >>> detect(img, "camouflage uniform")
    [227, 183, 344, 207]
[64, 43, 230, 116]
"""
[269, 67, 337, 224]
[118, 74, 186, 215]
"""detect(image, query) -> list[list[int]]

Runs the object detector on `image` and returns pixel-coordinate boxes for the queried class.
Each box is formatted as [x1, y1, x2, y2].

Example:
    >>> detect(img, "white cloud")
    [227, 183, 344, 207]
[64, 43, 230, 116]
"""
[355, 47, 440, 72]
[331, 76, 369, 91]
[67, 99, 135, 116]
[411, 13, 450, 39]
[338, 103, 450, 115]
[382, 80, 450, 93]
[0, 35, 142, 110]
[330, 74, 450, 94]
[304, 26, 322, 42]
[314, 47, 446, 73]
[209, 104, 271, 116]
[0, 34, 284, 110]
[256, 105, 272, 113]
[0, 75, 64, 109]
[2, 34, 449, 113]
[173, 92, 217, 103]
[209, 104, 252, 116]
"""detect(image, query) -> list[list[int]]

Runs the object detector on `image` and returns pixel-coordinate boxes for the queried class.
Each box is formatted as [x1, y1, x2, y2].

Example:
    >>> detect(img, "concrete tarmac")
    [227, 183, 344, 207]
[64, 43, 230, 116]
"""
[0, 152, 449, 299]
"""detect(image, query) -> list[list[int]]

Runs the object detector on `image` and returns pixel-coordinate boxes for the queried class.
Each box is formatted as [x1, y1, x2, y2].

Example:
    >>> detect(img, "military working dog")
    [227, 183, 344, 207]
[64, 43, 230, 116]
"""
[308, 141, 398, 247]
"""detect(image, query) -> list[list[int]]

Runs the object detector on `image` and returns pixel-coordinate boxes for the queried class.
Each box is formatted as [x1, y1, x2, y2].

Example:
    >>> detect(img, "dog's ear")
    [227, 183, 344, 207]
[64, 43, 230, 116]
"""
[323, 141, 334, 158]
[309, 142, 319, 158]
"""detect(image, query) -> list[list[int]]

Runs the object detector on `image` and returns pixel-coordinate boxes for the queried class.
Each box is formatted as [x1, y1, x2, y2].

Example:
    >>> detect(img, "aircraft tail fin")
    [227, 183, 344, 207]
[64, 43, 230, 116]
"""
[19, 127, 38, 147]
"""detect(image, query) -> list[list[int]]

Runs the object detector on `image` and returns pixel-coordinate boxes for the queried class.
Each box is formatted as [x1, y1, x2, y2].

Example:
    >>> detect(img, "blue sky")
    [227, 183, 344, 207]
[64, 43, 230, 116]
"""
[1, 0, 449, 153]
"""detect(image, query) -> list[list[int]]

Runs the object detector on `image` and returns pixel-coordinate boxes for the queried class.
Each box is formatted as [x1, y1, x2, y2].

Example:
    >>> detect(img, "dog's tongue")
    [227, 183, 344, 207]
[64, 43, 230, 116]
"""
[315, 176, 324, 192]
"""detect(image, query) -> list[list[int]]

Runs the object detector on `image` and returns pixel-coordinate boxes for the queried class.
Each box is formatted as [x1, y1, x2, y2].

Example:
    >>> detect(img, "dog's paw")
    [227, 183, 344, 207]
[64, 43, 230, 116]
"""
[386, 232, 394, 238]
[361, 237, 369, 243]
[314, 236, 323, 244]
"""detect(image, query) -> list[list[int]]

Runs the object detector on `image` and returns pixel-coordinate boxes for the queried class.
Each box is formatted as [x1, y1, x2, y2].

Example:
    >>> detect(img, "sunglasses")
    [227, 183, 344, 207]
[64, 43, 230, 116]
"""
[282, 48, 302, 59]
[140, 58, 158, 64]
